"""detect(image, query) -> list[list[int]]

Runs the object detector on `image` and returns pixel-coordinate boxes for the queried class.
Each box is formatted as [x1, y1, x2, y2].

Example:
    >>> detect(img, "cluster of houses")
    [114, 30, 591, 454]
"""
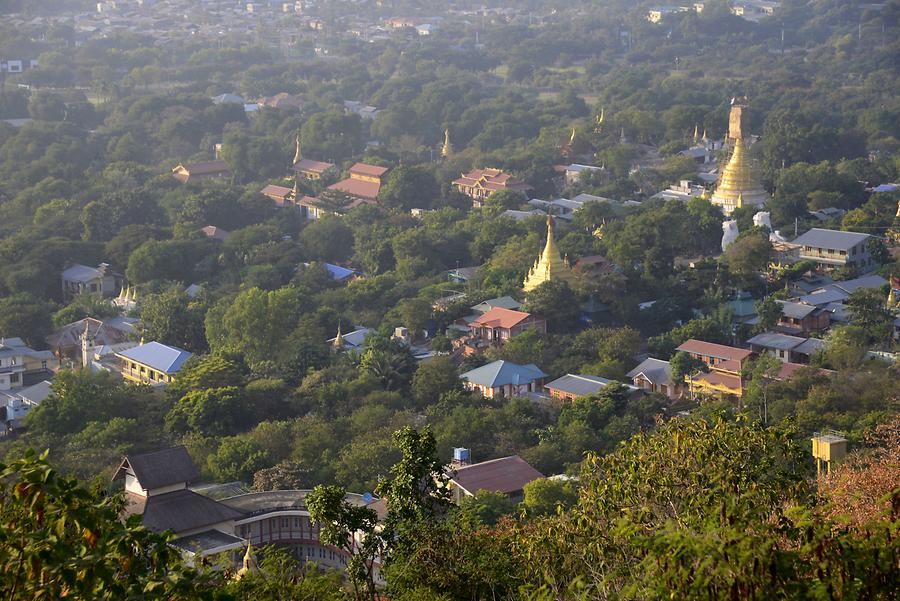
[110, 440, 546, 574]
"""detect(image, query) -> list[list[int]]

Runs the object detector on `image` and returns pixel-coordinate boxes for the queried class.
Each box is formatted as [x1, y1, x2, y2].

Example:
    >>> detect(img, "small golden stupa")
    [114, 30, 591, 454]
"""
[523, 214, 579, 292]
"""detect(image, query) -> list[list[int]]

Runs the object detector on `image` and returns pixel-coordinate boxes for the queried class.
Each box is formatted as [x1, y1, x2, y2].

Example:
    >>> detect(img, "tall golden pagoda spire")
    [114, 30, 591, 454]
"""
[693, 124, 699, 143]
[523, 214, 579, 293]
[710, 99, 768, 216]
[441, 128, 453, 158]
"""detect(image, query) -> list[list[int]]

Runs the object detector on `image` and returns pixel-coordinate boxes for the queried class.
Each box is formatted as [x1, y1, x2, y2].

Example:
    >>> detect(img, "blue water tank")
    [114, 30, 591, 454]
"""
[453, 447, 470, 462]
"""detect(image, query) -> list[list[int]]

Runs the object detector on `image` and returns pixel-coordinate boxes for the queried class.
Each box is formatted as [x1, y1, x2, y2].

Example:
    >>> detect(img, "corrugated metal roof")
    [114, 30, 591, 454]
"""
[626, 358, 673, 386]
[747, 332, 806, 351]
[116, 342, 192, 374]
[449, 455, 543, 496]
[545, 374, 612, 397]
[460, 360, 547, 388]
[776, 300, 817, 320]
[792, 228, 870, 251]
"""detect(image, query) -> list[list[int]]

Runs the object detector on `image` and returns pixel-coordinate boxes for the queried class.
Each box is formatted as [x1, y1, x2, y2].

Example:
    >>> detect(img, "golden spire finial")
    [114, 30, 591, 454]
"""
[598, 107, 604, 123]
[737, 192, 744, 209]
[701, 128, 708, 141]
[569, 127, 577, 145]
[333, 322, 344, 350]
[234, 543, 258, 581]
[895, 199, 900, 218]
[293, 131, 302, 165]
[441, 128, 452, 158]
[693, 124, 699, 143]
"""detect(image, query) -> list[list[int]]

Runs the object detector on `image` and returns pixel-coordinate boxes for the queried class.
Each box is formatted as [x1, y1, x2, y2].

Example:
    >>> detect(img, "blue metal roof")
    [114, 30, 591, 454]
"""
[117, 342, 192, 374]
[324, 263, 356, 281]
[460, 360, 547, 388]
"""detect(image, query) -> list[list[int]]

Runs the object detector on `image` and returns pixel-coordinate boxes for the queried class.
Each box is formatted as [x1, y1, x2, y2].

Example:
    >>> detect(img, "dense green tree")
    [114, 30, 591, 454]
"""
[206, 436, 269, 482]
[0, 451, 215, 601]
[165, 386, 250, 436]
[378, 165, 440, 211]
[0, 293, 54, 347]
[754, 295, 783, 333]
[139, 289, 208, 353]
[523, 280, 581, 333]
[522, 477, 578, 517]
[205, 287, 302, 364]
[411, 357, 460, 406]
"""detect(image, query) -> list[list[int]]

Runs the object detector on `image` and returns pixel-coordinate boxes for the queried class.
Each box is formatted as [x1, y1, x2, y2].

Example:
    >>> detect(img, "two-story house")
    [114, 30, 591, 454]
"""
[326, 163, 390, 202]
[61, 263, 121, 300]
[452, 168, 533, 208]
[115, 341, 192, 387]
[114, 447, 246, 560]
[775, 300, 830, 336]
[791, 228, 873, 272]
[746, 332, 827, 364]
[675, 339, 753, 400]
[468, 308, 547, 344]
[0, 337, 55, 390]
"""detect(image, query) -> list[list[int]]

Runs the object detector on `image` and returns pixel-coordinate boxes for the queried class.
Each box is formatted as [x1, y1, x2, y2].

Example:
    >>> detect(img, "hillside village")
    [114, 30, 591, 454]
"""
[0, 0, 898, 599]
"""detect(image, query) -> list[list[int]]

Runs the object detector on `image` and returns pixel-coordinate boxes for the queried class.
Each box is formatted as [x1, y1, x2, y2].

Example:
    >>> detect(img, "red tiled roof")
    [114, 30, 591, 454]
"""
[452, 167, 532, 192]
[472, 307, 534, 329]
[260, 184, 293, 199]
[676, 339, 752, 362]
[327, 177, 381, 200]
[293, 158, 335, 174]
[449, 455, 543, 496]
[350, 162, 389, 178]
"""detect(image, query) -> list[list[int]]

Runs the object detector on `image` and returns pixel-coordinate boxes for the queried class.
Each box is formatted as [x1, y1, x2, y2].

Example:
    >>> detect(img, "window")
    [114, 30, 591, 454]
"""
[90, 284, 97, 292]
[41, 361, 47, 370]
[280, 517, 288, 528]
[10, 373, 19, 384]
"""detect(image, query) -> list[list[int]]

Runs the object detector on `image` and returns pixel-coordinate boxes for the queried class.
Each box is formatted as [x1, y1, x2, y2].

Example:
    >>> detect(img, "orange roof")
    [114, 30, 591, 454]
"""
[350, 163, 389, 178]
[452, 167, 532, 192]
[327, 177, 381, 200]
[293, 158, 334, 174]
[260, 184, 292, 199]
[472, 307, 534, 329]
[676, 339, 752, 362]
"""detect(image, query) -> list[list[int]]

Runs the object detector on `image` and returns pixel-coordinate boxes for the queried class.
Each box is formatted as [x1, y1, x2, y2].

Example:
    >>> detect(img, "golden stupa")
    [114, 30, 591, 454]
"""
[710, 99, 769, 215]
[523, 214, 579, 293]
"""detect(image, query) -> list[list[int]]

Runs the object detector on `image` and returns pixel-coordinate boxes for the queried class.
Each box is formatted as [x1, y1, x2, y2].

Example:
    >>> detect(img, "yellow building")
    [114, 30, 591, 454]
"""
[115, 341, 192, 387]
[710, 98, 769, 215]
[523, 215, 579, 293]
